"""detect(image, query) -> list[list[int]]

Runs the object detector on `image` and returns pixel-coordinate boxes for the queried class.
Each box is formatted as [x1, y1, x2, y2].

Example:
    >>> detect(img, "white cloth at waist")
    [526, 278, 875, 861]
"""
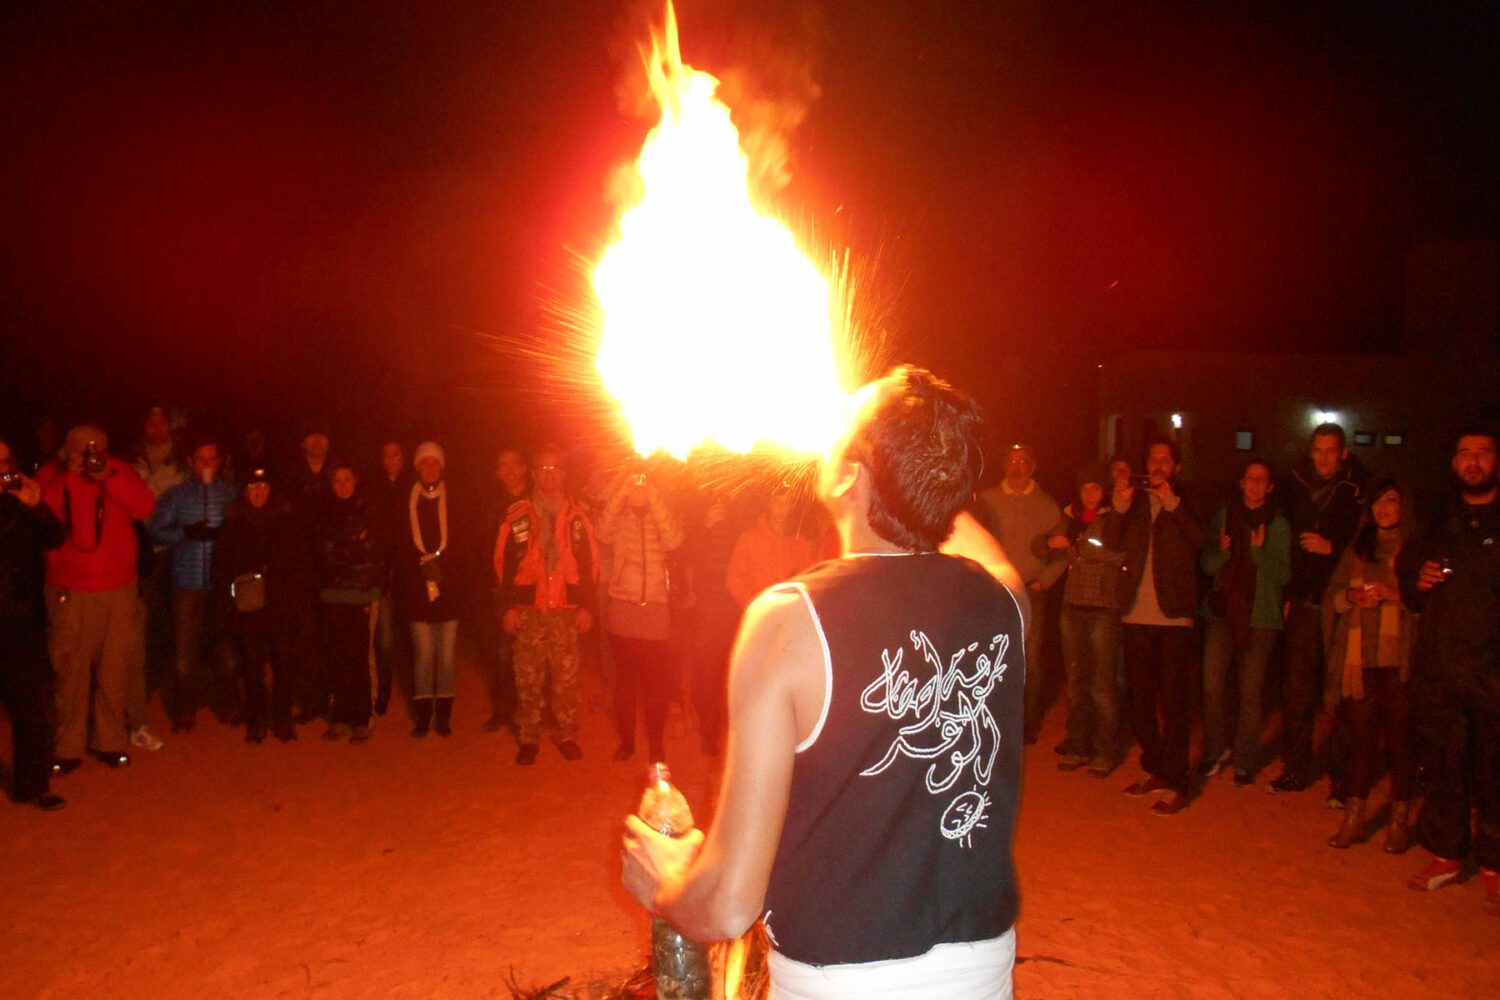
[767, 929, 1015, 1000]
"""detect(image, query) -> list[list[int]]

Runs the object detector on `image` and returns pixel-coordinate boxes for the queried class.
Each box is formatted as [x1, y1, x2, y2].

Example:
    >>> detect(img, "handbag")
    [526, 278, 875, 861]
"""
[231, 572, 266, 613]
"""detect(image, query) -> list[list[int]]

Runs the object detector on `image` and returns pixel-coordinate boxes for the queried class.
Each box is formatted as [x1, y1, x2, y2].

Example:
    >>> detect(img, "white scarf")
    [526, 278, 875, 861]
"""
[409, 480, 448, 561]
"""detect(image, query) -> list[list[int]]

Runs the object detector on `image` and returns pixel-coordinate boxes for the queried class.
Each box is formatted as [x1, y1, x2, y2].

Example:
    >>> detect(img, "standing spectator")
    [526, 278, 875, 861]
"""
[1323, 477, 1418, 850]
[0, 438, 67, 809]
[1199, 458, 1291, 787]
[1270, 423, 1363, 794]
[684, 489, 744, 756]
[37, 423, 156, 771]
[1050, 463, 1127, 777]
[1397, 426, 1500, 913]
[370, 439, 411, 720]
[725, 484, 816, 610]
[312, 459, 383, 743]
[212, 466, 306, 743]
[1118, 437, 1205, 817]
[596, 463, 684, 762]
[396, 443, 462, 738]
[481, 446, 529, 732]
[495, 444, 598, 765]
[147, 434, 239, 731]
[125, 404, 182, 752]
[980, 443, 1066, 744]
[286, 424, 334, 723]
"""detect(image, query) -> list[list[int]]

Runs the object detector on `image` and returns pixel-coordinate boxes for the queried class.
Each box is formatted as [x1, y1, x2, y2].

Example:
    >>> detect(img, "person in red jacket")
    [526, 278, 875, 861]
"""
[36, 423, 156, 771]
[725, 484, 817, 609]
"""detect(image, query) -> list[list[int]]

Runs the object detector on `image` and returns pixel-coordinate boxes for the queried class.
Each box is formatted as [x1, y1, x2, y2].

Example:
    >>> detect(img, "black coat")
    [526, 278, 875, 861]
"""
[0, 494, 64, 629]
[1283, 461, 1363, 604]
[1398, 495, 1500, 711]
[313, 495, 384, 597]
[211, 497, 308, 629]
[1120, 486, 1206, 620]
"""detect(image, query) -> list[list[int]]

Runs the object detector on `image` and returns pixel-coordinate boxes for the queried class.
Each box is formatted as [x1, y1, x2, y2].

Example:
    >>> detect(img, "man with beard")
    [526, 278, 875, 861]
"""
[1398, 425, 1500, 915]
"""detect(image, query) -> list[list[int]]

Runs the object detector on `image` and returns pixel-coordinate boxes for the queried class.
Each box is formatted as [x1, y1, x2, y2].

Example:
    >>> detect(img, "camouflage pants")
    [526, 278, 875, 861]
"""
[513, 607, 581, 745]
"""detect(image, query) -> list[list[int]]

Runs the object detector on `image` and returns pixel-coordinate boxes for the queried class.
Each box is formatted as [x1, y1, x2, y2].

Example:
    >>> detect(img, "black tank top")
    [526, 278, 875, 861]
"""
[761, 552, 1026, 966]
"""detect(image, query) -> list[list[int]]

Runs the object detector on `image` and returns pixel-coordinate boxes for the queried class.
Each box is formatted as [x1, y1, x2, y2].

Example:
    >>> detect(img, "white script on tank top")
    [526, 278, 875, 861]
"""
[858, 629, 1012, 848]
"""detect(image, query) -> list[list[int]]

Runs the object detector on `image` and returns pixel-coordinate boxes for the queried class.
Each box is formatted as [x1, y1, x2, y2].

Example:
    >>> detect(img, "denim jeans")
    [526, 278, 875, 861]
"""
[1202, 619, 1277, 774]
[1059, 604, 1122, 762]
[411, 619, 458, 699]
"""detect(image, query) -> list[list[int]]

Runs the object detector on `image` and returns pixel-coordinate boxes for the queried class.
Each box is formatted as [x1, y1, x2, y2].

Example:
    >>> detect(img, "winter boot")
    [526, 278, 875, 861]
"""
[1384, 800, 1416, 854]
[434, 698, 453, 737]
[1328, 797, 1366, 849]
[411, 699, 433, 738]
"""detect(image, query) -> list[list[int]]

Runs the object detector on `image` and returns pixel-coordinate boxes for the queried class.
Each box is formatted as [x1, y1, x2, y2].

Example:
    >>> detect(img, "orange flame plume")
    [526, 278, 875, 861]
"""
[592, 3, 853, 460]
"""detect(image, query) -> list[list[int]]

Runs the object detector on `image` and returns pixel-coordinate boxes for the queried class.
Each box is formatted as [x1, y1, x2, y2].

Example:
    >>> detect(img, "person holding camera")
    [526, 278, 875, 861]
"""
[35, 423, 156, 772]
[0, 438, 67, 809]
[147, 433, 239, 731]
[596, 462, 684, 763]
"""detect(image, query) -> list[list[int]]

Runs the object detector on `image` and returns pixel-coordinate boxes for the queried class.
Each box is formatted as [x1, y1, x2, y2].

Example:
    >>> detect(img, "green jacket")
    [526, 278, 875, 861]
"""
[1200, 504, 1291, 631]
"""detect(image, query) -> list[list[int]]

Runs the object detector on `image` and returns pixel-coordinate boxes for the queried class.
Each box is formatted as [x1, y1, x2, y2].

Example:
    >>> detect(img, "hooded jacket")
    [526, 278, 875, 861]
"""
[596, 492, 684, 607]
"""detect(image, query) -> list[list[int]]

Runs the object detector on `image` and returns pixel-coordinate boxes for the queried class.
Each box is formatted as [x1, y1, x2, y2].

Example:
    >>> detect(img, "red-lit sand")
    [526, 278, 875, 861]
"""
[2, 648, 1494, 999]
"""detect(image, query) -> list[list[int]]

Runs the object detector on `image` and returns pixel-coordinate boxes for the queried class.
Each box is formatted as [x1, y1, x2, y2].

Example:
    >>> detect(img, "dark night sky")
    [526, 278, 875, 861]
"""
[2, 0, 1496, 461]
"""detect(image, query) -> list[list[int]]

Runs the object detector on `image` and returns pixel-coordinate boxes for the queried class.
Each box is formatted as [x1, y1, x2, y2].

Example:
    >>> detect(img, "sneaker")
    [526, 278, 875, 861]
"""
[1232, 770, 1254, 788]
[52, 758, 82, 775]
[129, 726, 164, 751]
[1086, 758, 1116, 779]
[557, 740, 583, 761]
[1196, 750, 1231, 779]
[1124, 775, 1170, 797]
[89, 750, 131, 768]
[1057, 754, 1088, 772]
[1150, 792, 1189, 817]
[1407, 857, 1462, 892]
[516, 743, 540, 766]
[1483, 869, 1499, 916]
[1267, 771, 1309, 794]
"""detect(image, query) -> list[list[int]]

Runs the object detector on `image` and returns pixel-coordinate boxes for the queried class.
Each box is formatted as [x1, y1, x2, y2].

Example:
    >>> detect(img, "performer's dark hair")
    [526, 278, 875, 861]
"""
[846, 367, 984, 552]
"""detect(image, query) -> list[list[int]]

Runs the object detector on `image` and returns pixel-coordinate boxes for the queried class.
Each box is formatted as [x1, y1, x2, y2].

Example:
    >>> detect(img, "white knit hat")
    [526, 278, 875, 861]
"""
[413, 441, 445, 467]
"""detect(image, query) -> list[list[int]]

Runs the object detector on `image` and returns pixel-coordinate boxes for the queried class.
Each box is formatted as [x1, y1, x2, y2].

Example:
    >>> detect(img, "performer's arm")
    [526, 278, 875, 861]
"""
[942, 510, 1030, 634]
[623, 587, 819, 941]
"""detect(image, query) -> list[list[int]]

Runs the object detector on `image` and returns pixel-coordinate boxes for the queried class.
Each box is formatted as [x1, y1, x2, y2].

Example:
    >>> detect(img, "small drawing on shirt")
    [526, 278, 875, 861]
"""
[858, 630, 1010, 846]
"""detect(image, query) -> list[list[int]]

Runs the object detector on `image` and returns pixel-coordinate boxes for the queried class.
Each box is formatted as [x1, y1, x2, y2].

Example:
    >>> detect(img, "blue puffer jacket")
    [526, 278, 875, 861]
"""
[147, 477, 239, 591]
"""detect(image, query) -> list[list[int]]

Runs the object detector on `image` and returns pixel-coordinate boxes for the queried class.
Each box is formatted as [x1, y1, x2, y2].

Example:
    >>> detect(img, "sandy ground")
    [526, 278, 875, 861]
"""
[3, 647, 1497, 1000]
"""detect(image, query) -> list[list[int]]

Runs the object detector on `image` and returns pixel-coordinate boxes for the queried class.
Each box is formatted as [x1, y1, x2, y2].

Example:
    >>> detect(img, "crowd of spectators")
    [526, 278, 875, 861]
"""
[1, 405, 1496, 916]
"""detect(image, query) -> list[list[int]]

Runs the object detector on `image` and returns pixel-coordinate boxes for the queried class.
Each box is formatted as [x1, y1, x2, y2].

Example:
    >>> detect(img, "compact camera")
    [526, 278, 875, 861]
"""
[82, 441, 108, 475]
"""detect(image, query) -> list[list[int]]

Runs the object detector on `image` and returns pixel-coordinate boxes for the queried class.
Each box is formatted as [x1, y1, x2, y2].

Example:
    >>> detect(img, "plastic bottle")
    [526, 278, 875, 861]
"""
[638, 762, 711, 1000]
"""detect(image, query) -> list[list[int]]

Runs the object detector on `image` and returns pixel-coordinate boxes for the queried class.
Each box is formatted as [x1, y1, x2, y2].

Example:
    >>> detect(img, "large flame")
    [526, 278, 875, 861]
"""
[592, 3, 851, 460]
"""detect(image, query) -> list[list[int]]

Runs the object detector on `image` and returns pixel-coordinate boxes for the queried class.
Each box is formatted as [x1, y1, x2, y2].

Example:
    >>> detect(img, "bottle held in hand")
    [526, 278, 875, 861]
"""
[638, 763, 710, 1000]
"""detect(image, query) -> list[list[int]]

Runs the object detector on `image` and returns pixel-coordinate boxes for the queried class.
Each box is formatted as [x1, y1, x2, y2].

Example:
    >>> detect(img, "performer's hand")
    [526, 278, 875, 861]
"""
[622, 814, 704, 912]
[502, 608, 521, 634]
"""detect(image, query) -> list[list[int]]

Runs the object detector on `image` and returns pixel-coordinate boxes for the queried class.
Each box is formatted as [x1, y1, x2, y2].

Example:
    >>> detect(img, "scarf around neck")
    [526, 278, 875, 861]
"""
[409, 481, 447, 559]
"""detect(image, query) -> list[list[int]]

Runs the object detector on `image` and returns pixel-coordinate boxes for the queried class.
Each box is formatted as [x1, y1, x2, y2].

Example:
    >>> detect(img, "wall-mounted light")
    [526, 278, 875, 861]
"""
[1170, 412, 1183, 429]
[1314, 409, 1340, 425]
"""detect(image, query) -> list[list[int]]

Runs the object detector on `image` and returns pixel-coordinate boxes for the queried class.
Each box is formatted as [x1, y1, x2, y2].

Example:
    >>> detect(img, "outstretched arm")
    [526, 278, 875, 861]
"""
[623, 587, 819, 942]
